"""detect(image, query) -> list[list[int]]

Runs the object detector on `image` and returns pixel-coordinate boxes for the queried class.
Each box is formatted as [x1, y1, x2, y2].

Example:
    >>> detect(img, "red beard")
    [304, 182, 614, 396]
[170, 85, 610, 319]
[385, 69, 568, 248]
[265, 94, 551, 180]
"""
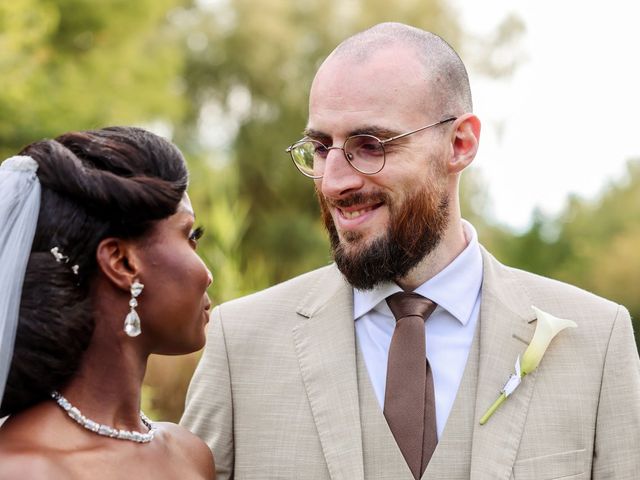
[318, 179, 449, 290]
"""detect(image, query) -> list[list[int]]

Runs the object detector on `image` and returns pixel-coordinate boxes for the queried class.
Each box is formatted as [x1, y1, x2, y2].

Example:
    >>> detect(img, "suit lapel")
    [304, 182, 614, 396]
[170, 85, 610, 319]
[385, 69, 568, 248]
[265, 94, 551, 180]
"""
[469, 249, 538, 478]
[292, 265, 364, 480]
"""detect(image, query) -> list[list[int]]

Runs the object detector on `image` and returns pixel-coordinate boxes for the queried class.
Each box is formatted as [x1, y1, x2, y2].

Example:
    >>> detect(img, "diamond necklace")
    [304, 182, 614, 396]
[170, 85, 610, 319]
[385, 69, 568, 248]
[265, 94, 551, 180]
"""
[51, 391, 156, 443]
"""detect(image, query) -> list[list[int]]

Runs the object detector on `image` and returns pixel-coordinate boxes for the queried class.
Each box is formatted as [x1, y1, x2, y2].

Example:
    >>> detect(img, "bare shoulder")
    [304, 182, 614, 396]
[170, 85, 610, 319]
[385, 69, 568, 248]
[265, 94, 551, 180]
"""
[0, 415, 68, 480]
[155, 422, 215, 479]
[0, 450, 68, 480]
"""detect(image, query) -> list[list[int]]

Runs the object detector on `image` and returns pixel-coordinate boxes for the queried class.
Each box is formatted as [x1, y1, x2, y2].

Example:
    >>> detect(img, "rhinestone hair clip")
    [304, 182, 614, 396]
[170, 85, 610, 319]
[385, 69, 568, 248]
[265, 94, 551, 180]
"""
[50, 246, 79, 275]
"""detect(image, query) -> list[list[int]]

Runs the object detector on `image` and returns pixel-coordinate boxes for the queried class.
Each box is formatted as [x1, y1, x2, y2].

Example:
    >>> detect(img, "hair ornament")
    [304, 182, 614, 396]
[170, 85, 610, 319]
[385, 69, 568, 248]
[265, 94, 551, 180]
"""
[50, 247, 69, 264]
[50, 246, 79, 276]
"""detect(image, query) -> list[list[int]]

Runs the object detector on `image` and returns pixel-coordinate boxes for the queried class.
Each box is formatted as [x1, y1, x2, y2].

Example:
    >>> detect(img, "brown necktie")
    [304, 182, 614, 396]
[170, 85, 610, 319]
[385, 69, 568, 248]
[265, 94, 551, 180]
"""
[384, 292, 437, 480]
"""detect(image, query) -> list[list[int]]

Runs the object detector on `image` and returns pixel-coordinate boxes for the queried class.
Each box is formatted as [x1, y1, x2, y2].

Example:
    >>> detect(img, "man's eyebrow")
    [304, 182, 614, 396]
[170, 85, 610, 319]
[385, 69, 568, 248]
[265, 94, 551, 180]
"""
[302, 126, 402, 141]
[302, 128, 329, 140]
[349, 126, 401, 139]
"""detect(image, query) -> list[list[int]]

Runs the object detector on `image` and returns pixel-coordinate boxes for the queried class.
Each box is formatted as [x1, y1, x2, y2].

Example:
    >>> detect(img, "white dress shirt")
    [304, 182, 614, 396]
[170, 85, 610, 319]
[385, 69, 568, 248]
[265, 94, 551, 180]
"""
[354, 220, 483, 438]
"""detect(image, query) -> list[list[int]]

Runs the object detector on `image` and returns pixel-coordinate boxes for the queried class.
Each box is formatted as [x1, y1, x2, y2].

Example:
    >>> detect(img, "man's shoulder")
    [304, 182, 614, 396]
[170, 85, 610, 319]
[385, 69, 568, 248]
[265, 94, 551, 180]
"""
[507, 264, 618, 310]
[218, 263, 342, 314]
[484, 250, 625, 324]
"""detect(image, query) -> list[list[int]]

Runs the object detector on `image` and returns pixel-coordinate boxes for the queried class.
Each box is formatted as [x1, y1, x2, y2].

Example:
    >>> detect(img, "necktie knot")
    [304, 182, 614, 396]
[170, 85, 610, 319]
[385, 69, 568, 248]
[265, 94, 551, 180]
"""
[386, 292, 436, 323]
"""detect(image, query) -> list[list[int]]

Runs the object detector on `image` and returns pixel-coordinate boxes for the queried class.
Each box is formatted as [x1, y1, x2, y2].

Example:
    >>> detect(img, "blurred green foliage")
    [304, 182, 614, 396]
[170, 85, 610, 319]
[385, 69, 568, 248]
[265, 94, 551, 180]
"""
[0, 0, 187, 159]
[490, 159, 640, 347]
[2, 0, 637, 422]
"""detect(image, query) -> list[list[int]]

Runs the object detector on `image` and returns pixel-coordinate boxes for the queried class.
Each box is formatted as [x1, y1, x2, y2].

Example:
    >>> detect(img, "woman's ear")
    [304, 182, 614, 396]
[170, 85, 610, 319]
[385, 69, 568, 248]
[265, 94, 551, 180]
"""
[95, 237, 141, 291]
[448, 113, 481, 174]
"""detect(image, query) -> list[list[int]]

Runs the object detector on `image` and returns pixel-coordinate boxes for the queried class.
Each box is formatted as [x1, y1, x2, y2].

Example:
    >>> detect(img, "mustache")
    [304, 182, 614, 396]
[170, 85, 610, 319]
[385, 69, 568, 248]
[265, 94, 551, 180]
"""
[325, 191, 389, 209]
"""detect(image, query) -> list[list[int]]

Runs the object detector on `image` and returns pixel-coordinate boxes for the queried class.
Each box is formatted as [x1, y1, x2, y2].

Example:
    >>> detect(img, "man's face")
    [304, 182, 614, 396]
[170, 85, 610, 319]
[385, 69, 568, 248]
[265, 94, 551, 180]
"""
[308, 47, 452, 289]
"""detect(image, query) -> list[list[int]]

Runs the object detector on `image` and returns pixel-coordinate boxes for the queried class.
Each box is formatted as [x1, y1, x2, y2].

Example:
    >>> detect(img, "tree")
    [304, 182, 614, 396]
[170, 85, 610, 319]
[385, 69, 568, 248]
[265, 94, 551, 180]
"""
[0, 0, 186, 157]
[502, 159, 640, 346]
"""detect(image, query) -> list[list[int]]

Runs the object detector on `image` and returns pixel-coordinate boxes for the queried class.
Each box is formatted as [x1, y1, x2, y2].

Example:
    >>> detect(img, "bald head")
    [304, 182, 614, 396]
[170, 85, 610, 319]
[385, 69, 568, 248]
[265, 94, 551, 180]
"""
[323, 22, 472, 116]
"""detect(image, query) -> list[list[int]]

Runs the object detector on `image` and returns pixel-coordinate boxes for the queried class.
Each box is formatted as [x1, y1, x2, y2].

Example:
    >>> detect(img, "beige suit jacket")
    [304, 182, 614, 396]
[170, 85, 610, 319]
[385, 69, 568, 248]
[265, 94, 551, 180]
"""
[181, 249, 640, 479]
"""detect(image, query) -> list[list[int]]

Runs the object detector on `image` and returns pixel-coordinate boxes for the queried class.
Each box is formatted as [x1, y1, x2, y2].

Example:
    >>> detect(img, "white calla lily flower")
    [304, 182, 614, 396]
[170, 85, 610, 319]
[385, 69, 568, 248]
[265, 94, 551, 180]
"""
[479, 306, 577, 425]
[521, 306, 577, 374]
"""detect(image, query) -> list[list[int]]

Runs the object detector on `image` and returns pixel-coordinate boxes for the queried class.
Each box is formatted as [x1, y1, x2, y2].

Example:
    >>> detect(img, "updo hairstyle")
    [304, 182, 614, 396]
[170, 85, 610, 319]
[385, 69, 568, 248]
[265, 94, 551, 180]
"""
[0, 127, 188, 417]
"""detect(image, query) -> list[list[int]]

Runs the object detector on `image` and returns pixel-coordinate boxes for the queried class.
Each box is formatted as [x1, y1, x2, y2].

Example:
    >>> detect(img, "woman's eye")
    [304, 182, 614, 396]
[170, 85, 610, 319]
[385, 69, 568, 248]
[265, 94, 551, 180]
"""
[189, 226, 205, 244]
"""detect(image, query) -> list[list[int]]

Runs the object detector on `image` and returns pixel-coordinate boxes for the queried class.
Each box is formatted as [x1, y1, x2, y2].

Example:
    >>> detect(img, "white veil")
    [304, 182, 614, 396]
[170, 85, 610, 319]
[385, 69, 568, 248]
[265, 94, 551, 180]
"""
[0, 156, 40, 406]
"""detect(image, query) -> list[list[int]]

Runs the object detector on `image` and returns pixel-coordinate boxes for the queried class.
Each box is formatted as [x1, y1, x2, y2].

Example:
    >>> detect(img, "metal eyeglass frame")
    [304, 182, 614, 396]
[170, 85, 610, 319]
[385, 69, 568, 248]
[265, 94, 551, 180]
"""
[286, 116, 457, 179]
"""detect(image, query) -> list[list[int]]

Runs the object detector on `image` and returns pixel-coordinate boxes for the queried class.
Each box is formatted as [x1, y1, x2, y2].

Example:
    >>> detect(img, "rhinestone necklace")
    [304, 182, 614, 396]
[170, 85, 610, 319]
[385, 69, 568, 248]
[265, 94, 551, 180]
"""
[51, 391, 156, 443]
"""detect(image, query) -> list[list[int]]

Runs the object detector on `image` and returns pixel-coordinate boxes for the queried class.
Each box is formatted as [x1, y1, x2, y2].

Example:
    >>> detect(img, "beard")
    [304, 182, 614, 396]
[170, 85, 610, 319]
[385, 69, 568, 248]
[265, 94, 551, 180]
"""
[318, 181, 449, 290]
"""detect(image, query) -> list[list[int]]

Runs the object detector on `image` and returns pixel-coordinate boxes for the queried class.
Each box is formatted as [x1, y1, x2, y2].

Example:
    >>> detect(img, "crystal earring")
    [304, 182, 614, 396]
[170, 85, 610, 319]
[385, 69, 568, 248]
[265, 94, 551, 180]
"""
[124, 280, 144, 337]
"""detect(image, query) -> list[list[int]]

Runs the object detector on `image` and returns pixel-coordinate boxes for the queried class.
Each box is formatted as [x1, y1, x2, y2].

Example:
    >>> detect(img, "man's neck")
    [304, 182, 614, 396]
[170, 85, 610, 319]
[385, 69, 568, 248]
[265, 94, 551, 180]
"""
[396, 219, 469, 291]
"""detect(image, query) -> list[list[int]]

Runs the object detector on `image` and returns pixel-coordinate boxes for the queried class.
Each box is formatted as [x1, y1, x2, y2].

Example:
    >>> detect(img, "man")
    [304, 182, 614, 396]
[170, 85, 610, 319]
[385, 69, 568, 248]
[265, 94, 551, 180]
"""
[182, 23, 640, 479]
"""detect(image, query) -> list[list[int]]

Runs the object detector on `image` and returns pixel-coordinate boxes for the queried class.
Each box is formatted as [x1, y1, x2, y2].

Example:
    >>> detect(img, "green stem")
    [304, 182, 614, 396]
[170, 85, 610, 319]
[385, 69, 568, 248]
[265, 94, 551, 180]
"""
[479, 393, 507, 425]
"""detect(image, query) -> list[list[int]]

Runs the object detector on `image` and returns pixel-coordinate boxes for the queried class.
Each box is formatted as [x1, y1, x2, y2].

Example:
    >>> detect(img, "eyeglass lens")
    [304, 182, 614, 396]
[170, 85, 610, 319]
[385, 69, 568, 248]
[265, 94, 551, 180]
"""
[290, 135, 384, 177]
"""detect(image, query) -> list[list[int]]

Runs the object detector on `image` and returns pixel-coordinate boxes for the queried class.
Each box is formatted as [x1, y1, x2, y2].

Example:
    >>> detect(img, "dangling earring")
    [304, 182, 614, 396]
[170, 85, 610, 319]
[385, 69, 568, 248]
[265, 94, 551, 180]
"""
[124, 280, 144, 337]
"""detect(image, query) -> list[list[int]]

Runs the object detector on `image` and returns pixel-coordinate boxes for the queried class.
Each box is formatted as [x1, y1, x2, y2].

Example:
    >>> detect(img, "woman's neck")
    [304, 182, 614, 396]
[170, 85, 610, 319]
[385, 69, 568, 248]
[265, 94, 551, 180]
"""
[56, 311, 149, 433]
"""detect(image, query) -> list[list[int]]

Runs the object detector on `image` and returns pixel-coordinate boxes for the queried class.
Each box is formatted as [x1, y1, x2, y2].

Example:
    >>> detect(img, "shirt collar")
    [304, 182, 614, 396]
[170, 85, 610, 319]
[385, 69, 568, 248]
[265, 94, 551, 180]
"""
[353, 220, 483, 326]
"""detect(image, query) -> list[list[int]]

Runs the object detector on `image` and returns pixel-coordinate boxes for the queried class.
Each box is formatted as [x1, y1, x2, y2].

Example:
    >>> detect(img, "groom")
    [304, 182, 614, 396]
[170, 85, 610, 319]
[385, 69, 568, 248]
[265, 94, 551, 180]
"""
[182, 23, 640, 479]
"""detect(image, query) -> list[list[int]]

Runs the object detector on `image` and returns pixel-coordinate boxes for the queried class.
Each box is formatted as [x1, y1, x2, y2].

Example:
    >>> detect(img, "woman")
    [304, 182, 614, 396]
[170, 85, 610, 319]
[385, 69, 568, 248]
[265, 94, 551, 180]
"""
[0, 127, 215, 478]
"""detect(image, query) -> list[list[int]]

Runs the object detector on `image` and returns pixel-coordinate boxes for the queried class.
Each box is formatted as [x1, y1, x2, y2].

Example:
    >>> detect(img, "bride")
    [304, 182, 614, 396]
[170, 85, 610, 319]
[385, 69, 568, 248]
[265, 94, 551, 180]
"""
[0, 127, 215, 478]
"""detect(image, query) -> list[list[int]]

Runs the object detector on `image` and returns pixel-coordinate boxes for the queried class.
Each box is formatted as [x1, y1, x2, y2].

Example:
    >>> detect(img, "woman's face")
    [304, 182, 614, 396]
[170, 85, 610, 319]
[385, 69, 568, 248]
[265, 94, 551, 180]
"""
[133, 194, 212, 354]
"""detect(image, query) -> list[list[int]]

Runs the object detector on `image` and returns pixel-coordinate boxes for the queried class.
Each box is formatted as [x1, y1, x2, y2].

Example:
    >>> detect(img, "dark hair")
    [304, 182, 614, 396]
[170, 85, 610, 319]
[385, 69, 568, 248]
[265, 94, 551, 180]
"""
[0, 126, 188, 416]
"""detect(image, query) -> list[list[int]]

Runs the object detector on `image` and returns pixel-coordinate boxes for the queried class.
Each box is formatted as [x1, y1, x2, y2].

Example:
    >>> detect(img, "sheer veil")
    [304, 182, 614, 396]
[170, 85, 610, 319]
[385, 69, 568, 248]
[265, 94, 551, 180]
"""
[0, 156, 40, 406]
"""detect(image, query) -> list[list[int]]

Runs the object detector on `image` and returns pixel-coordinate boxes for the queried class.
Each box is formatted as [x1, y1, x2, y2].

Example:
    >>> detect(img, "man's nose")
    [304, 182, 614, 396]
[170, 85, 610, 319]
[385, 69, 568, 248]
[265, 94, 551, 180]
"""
[318, 147, 365, 198]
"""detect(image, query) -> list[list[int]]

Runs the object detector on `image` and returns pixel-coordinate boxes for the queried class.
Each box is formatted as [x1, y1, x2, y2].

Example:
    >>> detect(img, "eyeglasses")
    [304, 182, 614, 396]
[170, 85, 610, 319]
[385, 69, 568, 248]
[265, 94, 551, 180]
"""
[286, 117, 457, 179]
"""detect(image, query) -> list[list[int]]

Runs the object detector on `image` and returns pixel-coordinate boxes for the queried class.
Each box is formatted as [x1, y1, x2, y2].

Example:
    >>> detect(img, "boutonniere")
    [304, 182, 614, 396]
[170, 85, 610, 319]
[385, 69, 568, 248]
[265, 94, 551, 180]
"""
[479, 306, 577, 425]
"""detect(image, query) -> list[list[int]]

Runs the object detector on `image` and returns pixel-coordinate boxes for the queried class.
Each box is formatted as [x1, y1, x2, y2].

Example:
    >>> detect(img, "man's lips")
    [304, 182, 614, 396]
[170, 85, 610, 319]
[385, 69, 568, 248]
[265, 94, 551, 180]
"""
[323, 191, 388, 229]
[337, 202, 383, 219]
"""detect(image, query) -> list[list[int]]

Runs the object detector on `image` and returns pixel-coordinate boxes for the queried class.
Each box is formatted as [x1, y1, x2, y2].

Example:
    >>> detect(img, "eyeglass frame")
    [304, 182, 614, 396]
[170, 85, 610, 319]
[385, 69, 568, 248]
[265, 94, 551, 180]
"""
[286, 116, 457, 179]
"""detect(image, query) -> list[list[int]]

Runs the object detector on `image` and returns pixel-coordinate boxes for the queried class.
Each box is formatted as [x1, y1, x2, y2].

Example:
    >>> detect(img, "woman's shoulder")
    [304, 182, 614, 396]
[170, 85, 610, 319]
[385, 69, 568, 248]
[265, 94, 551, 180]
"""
[0, 413, 71, 479]
[154, 422, 215, 478]
[0, 421, 215, 479]
[0, 448, 69, 480]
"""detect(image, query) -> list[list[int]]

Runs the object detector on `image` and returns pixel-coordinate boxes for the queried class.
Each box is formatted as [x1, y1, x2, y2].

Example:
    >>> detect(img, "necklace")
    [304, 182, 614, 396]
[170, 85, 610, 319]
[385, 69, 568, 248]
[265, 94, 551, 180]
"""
[51, 391, 156, 443]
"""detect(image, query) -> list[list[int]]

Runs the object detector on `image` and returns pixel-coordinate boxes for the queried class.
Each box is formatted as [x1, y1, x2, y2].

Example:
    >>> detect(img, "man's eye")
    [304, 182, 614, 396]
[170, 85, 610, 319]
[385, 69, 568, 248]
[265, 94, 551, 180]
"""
[314, 144, 329, 157]
[360, 142, 381, 152]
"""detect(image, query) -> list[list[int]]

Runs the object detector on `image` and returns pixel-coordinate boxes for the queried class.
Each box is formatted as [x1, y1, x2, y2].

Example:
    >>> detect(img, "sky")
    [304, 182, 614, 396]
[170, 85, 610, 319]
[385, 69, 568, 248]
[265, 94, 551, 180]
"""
[453, 0, 640, 231]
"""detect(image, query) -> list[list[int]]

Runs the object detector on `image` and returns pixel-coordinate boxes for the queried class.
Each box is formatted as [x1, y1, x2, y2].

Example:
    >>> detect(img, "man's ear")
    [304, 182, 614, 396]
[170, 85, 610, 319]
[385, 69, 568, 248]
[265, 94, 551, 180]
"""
[95, 237, 142, 291]
[448, 113, 481, 174]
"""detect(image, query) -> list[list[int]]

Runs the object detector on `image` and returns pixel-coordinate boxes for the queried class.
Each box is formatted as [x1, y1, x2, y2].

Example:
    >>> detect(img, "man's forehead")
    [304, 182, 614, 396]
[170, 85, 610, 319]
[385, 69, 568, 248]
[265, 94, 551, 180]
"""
[311, 48, 431, 108]
[308, 50, 434, 135]
[316, 44, 429, 82]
